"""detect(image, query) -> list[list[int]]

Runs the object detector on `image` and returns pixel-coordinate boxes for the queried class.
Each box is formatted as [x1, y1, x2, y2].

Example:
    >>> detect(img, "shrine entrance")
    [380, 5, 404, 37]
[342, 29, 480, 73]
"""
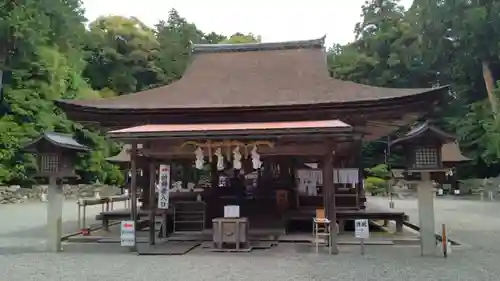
[56, 37, 450, 255]
[107, 120, 362, 247]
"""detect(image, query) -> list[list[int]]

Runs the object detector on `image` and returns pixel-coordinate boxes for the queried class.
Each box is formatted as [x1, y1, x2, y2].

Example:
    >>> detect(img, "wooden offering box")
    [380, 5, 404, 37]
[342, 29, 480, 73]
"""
[212, 217, 249, 251]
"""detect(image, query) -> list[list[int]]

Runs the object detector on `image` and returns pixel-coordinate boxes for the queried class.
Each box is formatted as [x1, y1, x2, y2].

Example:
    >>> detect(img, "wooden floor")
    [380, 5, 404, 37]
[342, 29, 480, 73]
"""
[95, 200, 408, 235]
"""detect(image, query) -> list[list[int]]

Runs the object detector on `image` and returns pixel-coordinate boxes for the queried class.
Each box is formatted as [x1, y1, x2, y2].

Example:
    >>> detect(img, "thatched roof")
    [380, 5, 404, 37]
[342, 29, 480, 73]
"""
[56, 37, 446, 111]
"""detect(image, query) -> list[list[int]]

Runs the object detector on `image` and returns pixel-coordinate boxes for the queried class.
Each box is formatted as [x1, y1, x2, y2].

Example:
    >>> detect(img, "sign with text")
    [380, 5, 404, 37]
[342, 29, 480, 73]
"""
[120, 220, 135, 247]
[354, 219, 370, 239]
[224, 205, 240, 218]
[158, 164, 171, 209]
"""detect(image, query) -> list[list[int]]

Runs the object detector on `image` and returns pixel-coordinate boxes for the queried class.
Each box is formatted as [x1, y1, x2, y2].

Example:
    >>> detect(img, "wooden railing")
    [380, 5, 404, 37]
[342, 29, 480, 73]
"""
[77, 194, 130, 230]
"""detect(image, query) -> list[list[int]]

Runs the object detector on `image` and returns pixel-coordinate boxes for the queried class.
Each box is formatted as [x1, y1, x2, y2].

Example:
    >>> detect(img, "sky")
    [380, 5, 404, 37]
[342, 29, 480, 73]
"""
[82, 0, 414, 46]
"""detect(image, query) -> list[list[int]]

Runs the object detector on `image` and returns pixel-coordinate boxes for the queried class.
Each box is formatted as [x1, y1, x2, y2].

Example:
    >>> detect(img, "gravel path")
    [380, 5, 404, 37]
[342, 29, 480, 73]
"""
[369, 196, 500, 250]
[0, 200, 103, 250]
[1, 197, 499, 281]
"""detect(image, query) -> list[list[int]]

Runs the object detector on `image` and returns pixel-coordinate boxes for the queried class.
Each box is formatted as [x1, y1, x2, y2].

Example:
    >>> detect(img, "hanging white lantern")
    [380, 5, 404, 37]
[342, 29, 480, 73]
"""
[251, 146, 262, 170]
[233, 146, 242, 170]
[194, 147, 205, 170]
[215, 148, 225, 171]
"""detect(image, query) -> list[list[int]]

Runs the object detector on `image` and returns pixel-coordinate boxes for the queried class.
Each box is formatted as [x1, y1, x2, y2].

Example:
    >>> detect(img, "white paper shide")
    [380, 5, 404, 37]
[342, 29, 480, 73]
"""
[215, 147, 225, 171]
[194, 147, 205, 169]
[157, 164, 171, 209]
[251, 146, 262, 170]
[232, 146, 242, 170]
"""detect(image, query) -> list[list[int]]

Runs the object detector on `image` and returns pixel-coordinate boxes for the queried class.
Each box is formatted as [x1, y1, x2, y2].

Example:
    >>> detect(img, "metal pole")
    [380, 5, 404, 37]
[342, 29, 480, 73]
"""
[360, 238, 365, 255]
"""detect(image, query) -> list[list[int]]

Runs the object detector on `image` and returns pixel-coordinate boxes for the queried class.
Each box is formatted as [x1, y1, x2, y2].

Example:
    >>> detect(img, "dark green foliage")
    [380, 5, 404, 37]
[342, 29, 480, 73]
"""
[1, 1, 499, 184]
[329, 0, 500, 178]
[0, 5, 231, 185]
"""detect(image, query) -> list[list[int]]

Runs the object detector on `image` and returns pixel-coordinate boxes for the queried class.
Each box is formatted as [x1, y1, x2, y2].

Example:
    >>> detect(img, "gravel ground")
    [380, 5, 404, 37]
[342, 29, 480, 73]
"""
[369, 196, 500, 250]
[1, 197, 499, 281]
[0, 200, 103, 250]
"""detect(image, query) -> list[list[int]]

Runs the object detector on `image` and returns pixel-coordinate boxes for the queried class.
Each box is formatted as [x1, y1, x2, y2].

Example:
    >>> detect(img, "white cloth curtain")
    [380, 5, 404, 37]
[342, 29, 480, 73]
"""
[296, 169, 360, 192]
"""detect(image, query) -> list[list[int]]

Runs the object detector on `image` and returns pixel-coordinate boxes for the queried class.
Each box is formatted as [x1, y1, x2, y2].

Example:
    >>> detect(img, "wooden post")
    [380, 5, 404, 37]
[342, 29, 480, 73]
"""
[357, 138, 364, 209]
[141, 158, 150, 209]
[322, 162, 330, 225]
[441, 223, 447, 258]
[322, 140, 338, 254]
[130, 143, 138, 251]
[149, 161, 156, 245]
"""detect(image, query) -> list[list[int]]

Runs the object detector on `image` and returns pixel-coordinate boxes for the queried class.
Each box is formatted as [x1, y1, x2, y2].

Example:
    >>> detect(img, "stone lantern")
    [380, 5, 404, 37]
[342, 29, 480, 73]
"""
[391, 122, 455, 180]
[390, 121, 456, 256]
[21, 132, 89, 252]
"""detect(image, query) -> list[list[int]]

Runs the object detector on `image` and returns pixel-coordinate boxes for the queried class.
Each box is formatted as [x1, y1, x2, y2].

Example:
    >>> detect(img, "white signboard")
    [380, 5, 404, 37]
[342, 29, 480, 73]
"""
[224, 205, 240, 218]
[158, 164, 171, 209]
[120, 220, 135, 247]
[354, 219, 370, 239]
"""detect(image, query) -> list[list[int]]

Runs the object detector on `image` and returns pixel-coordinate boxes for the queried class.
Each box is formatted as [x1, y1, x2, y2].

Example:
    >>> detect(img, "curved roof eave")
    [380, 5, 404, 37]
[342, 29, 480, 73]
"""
[55, 85, 449, 114]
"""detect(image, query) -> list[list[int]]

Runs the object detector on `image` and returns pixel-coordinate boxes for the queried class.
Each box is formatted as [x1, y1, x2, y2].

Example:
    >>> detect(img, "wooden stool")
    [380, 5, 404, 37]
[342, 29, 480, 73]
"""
[313, 209, 332, 254]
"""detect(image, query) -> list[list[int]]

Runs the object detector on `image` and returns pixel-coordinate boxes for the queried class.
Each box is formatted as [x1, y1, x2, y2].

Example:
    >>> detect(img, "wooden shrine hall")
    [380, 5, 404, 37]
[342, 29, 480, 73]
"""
[56, 37, 449, 251]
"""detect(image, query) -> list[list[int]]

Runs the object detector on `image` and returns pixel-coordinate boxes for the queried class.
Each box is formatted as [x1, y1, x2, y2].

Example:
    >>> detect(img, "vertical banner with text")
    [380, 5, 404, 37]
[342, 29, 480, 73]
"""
[157, 164, 171, 209]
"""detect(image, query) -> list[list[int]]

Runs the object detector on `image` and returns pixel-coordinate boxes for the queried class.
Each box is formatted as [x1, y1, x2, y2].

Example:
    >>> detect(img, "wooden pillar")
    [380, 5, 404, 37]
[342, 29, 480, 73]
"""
[356, 138, 364, 209]
[149, 161, 156, 245]
[181, 161, 190, 189]
[210, 161, 218, 188]
[322, 140, 338, 254]
[141, 159, 151, 209]
[130, 143, 138, 251]
[322, 164, 330, 219]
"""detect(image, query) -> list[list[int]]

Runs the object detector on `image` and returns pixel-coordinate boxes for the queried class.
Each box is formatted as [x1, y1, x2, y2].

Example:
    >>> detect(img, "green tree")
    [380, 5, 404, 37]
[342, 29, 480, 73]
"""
[220, 33, 261, 44]
[84, 16, 165, 94]
[0, 0, 122, 185]
[410, 0, 500, 176]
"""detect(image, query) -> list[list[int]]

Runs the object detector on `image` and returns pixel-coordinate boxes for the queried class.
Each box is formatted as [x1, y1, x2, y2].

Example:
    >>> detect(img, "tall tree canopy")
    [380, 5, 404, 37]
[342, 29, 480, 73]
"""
[0, 5, 244, 185]
[329, 0, 500, 177]
[1, 1, 500, 184]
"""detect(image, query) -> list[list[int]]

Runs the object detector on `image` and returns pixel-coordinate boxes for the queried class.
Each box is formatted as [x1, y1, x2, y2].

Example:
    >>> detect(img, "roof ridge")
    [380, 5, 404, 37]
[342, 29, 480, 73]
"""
[192, 36, 326, 54]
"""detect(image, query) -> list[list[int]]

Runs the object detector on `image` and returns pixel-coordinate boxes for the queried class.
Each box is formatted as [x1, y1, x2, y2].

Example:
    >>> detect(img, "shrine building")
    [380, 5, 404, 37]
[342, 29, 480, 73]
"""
[56, 37, 449, 250]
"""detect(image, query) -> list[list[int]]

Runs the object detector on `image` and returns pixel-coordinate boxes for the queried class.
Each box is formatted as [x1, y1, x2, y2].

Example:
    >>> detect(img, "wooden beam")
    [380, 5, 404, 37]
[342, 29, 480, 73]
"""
[141, 142, 331, 157]
[148, 161, 156, 245]
[322, 139, 338, 254]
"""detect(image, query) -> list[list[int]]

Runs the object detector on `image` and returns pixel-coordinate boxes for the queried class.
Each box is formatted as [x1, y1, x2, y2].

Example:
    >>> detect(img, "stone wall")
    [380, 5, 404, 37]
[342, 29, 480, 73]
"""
[0, 184, 122, 204]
